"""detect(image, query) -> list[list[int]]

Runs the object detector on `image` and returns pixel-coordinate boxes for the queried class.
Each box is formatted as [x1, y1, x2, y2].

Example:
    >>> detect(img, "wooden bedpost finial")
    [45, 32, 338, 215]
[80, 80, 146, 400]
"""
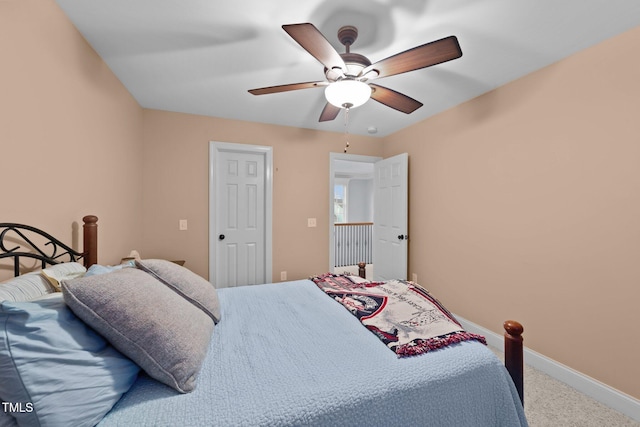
[82, 215, 98, 226]
[504, 320, 524, 337]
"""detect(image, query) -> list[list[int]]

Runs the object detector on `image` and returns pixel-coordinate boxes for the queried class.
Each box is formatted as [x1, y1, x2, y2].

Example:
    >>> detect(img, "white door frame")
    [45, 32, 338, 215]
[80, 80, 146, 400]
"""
[329, 152, 382, 273]
[209, 141, 273, 286]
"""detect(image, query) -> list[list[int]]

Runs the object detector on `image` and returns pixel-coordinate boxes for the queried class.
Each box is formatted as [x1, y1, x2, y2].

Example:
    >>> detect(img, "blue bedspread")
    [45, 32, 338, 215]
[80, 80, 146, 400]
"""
[99, 280, 527, 426]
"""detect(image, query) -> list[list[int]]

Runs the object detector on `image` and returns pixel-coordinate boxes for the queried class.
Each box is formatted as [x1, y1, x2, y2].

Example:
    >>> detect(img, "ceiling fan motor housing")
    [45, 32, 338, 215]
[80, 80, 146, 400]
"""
[325, 52, 371, 81]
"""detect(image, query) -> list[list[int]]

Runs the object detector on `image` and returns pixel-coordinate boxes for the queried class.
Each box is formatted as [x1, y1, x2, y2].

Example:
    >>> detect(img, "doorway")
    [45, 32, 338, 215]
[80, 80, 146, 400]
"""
[329, 153, 380, 278]
[209, 142, 273, 288]
[329, 152, 409, 281]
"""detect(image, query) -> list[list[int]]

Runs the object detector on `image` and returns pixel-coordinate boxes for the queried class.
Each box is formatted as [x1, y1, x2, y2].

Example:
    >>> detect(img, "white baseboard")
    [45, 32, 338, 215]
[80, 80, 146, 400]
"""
[455, 314, 640, 422]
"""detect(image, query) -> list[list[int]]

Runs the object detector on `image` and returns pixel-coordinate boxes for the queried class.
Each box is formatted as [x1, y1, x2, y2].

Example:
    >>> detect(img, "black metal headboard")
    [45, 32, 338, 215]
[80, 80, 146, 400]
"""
[0, 222, 86, 277]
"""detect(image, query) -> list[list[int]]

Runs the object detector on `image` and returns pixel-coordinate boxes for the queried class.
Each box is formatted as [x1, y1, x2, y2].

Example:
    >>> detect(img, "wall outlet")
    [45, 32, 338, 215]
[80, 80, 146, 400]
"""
[412, 273, 418, 283]
[307, 218, 317, 227]
[179, 219, 188, 231]
[280, 271, 287, 281]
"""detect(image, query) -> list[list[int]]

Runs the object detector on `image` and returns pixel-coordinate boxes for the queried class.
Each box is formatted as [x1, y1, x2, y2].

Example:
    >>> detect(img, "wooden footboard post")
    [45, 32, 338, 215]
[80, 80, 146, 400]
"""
[82, 215, 98, 268]
[504, 320, 524, 405]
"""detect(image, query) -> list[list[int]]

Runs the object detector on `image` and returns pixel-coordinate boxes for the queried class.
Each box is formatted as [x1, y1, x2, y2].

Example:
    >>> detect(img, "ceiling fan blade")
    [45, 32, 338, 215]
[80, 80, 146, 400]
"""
[248, 81, 328, 96]
[319, 103, 341, 122]
[362, 36, 462, 80]
[282, 23, 346, 72]
[370, 84, 423, 114]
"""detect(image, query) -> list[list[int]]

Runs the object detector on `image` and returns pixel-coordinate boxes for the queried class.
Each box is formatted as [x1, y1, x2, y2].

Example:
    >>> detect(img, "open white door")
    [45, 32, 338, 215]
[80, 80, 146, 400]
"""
[373, 153, 408, 280]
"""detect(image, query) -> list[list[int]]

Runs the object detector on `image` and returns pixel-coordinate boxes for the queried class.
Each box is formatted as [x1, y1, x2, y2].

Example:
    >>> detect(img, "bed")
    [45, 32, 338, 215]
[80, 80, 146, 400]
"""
[0, 216, 527, 427]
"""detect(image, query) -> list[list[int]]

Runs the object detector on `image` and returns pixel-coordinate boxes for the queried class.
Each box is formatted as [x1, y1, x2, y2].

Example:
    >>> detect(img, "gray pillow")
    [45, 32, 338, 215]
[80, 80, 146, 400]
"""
[135, 259, 221, 323]
[61, 268, 214, 393]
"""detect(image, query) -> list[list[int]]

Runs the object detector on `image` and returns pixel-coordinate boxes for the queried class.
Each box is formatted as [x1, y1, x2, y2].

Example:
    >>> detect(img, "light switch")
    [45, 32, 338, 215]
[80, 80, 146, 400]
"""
[179, 219, 188, 231]
[307, 218, 317, 227]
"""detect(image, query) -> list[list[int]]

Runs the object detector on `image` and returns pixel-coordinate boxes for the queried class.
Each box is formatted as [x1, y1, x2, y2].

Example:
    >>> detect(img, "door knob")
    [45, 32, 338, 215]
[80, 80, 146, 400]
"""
[219, 234, 225, 240]
[397, 234, 408, 240]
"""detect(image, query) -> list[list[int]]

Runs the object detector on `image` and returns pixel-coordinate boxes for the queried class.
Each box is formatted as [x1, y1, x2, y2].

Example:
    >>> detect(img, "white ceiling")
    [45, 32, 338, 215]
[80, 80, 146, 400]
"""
[55, 0, 640, 137]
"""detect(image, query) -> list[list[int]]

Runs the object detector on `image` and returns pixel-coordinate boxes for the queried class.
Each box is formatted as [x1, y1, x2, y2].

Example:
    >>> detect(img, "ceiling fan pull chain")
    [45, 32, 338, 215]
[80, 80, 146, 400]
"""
[343, 107, 351, 153]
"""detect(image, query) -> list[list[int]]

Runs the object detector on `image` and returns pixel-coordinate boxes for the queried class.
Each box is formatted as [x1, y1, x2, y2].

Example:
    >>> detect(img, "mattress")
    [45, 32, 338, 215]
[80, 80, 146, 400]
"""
[99, 279, 527, 426]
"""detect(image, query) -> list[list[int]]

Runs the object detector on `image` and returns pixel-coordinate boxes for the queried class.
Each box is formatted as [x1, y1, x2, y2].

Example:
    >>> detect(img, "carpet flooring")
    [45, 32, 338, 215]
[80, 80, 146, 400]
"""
[491, 347, 639, 427]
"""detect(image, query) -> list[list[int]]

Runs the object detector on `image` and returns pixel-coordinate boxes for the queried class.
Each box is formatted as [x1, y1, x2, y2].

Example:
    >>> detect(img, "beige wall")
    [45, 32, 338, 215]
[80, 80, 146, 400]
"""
[0, 0, 144, 280]
[140, 110, 383, 282]
[383, 26, 640, 398]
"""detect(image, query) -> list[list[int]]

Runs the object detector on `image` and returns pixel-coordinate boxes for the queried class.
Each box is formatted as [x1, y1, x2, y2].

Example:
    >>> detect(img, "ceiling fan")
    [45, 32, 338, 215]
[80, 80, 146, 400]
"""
[248, 23, 462, 122]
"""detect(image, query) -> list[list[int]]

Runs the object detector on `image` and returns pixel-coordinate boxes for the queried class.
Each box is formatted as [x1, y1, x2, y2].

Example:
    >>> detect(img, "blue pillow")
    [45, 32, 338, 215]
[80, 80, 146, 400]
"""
[0, 294, 139, 426]
[84, 260, 135, 277]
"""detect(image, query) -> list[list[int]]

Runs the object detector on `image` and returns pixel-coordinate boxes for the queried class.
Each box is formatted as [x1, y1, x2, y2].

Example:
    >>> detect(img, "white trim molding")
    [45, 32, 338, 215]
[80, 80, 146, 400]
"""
[456, 315, 640, 422]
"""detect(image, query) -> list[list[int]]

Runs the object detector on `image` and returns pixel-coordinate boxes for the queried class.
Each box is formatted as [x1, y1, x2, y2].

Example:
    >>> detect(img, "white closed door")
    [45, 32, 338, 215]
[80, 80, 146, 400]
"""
[210, 142, 272, 288]
[373, 153, 408, 281]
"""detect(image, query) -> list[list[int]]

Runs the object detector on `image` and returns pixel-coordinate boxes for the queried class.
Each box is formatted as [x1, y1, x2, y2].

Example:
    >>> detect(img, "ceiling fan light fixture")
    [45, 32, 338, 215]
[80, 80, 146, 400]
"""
[325, 79, 371, 109]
